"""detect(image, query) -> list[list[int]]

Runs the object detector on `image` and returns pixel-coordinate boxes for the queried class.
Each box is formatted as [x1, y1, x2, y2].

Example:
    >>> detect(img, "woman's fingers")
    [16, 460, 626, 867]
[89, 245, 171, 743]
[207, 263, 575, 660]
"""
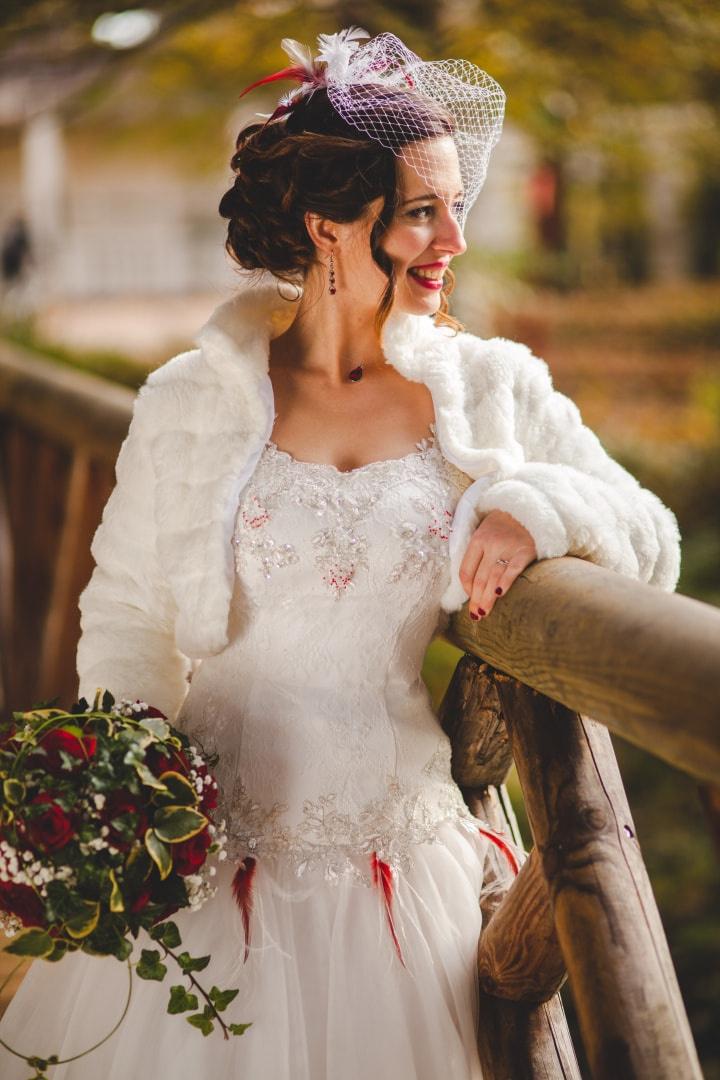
[468, 550, 530, 618]
[459, 509, 538, 620]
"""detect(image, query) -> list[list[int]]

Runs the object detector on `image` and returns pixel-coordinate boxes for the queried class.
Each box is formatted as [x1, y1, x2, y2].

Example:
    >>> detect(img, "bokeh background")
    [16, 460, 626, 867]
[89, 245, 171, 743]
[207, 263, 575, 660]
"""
[0, 2, 718, 1076]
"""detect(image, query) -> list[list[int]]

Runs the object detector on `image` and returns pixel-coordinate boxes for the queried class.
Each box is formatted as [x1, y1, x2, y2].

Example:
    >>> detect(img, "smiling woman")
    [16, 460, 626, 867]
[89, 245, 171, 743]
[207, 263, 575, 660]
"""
[0, 25, 682, 1080]
[218, 81, 470, 337]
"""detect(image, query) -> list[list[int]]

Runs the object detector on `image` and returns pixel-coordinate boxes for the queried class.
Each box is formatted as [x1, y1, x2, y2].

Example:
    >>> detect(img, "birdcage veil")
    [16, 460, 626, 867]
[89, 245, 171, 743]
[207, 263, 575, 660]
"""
[238, 27, 506, 230]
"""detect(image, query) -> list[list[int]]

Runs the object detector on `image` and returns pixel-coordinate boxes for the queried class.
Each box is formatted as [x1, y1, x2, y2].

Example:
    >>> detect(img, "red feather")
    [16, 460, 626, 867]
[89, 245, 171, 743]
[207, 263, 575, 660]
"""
[477, 826, 520, 876]
[238, 65, 315, 100]
[232, 856, 257, 962]
[370, 851, 405, 967]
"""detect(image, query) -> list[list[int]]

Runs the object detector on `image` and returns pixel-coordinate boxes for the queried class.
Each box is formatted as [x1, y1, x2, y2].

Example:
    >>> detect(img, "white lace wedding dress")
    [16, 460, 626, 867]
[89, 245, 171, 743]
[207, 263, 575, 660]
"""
[1, 424, 526, 1080]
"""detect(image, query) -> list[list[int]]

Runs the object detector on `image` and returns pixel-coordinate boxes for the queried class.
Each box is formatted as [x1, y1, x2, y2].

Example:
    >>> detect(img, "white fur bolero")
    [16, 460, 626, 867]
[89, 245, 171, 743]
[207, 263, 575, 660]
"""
[76, 271, 681, 722]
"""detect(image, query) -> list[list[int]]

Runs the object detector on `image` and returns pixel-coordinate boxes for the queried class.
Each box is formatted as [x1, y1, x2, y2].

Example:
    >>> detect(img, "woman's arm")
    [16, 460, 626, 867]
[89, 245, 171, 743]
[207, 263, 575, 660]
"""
[462, 337, 681, 593]
[76, 389, 192, 722]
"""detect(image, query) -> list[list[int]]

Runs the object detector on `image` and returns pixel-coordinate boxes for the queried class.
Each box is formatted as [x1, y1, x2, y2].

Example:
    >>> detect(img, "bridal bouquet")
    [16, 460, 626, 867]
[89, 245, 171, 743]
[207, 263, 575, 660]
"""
[0, 689, 249, 1079]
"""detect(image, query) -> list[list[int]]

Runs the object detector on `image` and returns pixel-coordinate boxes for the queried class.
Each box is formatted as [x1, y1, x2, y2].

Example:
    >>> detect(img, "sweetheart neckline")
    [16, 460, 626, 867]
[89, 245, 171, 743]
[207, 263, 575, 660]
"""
[264, 423, 438, 477]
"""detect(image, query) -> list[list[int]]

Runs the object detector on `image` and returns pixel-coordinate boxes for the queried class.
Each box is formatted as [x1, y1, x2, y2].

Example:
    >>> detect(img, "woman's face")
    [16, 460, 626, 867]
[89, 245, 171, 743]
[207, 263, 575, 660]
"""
[336, 136, 468, 319]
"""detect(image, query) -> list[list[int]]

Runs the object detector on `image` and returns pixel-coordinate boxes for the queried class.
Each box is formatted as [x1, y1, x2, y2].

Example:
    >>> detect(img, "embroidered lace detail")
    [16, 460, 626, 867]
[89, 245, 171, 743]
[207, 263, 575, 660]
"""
[219, 744, 474, 885]
[233, 423, 468, 597]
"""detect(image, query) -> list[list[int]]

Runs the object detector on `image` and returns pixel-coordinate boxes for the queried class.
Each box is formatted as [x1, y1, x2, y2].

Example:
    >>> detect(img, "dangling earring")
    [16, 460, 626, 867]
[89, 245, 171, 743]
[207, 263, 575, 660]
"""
[328, 251, 337, 295]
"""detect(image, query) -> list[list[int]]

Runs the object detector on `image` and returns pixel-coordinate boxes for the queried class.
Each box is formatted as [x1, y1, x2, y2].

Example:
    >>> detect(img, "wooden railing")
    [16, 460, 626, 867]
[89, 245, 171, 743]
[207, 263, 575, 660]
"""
[1, 341, 718, 1076]
[438, 564, 720, 1078]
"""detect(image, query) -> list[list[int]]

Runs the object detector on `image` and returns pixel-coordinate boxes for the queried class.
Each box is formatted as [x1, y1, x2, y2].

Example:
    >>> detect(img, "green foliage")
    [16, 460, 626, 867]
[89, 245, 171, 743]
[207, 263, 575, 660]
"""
[136, 948, 168, 982]
[4, 928, 55, 958]
[0, 319, 147, 390]
[176, 951, 211, 975]
[167, 984, 199, 1014]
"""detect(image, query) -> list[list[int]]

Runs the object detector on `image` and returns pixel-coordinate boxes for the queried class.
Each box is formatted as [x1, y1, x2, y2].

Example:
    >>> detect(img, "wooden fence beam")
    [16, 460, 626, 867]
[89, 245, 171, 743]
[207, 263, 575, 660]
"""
[444, 557, 720, 784]
[0, 342, 134, 462]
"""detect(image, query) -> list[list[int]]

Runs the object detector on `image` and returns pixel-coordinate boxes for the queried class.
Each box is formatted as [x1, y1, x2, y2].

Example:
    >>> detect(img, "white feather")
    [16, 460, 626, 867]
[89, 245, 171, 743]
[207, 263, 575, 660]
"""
[315, 26, 369, 82]
[281, 37, 315, 75]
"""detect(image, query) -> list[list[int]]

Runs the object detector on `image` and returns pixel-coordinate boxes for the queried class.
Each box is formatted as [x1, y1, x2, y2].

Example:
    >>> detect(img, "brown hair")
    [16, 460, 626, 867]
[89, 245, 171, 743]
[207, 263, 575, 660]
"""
[218, 87, 463, 336]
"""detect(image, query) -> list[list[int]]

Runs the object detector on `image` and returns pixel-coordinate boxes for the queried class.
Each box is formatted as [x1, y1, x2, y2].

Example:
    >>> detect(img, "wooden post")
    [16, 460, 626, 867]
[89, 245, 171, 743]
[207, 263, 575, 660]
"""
[495, 673, 703, 1080]
[438, 656, 582, 1080]
[477, 847, 566, 1002]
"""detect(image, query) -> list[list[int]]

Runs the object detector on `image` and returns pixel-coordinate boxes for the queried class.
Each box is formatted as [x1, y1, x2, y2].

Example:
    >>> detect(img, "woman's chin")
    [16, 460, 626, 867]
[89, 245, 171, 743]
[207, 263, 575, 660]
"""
[396, 282, 443, 317]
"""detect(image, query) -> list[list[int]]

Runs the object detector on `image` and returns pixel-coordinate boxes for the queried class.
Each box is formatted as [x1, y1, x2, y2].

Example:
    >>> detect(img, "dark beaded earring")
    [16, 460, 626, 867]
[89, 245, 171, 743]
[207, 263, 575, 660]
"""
[329, 251, 337, 295]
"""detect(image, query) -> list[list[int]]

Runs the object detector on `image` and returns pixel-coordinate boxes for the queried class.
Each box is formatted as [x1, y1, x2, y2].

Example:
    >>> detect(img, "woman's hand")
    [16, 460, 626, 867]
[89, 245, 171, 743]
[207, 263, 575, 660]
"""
[459, 509, 538, 620]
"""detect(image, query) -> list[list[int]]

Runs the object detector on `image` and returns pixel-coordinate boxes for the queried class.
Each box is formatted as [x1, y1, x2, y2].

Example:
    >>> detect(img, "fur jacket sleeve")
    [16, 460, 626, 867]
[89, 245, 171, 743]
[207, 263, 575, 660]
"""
[453, 334, 681, 593]
[75, 383, 194, 720]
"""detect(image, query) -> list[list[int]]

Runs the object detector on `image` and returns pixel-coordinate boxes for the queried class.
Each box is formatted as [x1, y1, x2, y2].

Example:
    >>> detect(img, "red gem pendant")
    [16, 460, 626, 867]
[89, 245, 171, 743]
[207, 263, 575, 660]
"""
[348, 366, 363, 381]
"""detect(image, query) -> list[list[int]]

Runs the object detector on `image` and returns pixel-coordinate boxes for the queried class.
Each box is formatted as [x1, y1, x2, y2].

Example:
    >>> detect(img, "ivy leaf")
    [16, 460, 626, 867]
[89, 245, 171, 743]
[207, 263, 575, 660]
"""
[4, 928, 55, 958]
[138, 717, 170, 740]
[108, 868, 125, 913]
[153, 805, 208, 843]
[177, 951, 211, 974]
[135, 762, 168, 791]
[145, 827, 172, 880]
[167, 984, 199, 1014]
[229, 1022, 252, 1036]
[65, 899, 101, 940]
[3, 777, 24, 804]
[149, 920, 181, 949]
[136, 948, 167, 981]
[208, 985, 240, 1012]
[156, 771, 197, 806]
[186, 1012, 214, 1036]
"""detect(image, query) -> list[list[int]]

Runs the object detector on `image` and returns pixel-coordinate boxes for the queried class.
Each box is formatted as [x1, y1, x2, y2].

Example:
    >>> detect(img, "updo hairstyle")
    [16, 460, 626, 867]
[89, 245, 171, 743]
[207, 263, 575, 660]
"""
[218, 87, 463, 335]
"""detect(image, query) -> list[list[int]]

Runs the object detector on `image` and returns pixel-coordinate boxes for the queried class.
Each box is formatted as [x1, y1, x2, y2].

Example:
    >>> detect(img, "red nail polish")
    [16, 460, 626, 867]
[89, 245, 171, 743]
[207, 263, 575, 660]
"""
[478, 607, 486, 616]
[470, 610, 479, 621]
[495, 587, 503, 595]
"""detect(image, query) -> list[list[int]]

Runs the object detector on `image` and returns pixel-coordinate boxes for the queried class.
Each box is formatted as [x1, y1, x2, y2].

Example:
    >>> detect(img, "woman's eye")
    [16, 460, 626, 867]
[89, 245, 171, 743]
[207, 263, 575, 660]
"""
[408, 205, 434, 220]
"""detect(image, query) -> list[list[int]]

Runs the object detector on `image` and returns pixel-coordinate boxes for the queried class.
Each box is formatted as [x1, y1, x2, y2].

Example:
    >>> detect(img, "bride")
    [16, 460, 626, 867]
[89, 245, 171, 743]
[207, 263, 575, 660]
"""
[0, 28, 680, 1080]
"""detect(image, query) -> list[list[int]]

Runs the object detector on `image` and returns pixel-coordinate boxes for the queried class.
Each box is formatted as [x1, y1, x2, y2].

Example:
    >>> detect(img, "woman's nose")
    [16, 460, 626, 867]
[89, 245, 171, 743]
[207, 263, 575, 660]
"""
[438, 207, 467, 255]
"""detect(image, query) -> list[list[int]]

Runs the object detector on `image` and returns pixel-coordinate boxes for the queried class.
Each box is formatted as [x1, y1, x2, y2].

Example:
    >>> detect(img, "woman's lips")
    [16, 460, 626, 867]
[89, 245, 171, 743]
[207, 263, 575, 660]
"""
[408, 267, 445, 291]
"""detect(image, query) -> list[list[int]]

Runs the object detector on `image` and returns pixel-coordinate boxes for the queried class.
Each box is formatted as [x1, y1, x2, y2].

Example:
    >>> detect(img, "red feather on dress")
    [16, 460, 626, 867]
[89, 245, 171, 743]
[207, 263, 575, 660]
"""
[477, 826, 520, 876]
[232, 856, 257, 962]
[370, 851, 405, 967]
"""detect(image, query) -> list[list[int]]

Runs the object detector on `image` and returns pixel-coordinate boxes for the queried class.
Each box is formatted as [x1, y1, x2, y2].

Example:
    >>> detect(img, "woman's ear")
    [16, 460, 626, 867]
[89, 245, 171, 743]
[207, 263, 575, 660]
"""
[304, 211, 339, 255]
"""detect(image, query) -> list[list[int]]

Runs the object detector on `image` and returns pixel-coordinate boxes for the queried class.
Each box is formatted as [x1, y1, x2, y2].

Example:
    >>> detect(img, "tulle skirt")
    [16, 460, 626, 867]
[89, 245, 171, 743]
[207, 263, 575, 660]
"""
[0, 815, 523, 1080]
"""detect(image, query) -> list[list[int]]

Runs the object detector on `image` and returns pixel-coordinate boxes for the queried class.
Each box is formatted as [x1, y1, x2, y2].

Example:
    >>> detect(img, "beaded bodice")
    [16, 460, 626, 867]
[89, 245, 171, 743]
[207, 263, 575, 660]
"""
[175, 424, 476, 882]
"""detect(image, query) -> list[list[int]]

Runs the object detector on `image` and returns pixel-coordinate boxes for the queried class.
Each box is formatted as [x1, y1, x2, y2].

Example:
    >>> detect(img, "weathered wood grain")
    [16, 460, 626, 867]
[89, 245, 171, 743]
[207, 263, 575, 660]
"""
[439, 655, 579, 1079]
[496, 675, 703, 1080]
[443, 557, 720, 784]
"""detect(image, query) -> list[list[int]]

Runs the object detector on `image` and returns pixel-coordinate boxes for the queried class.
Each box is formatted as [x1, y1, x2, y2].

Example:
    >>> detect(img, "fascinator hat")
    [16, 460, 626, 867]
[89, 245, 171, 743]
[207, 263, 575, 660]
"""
[237, 26, 506, 230]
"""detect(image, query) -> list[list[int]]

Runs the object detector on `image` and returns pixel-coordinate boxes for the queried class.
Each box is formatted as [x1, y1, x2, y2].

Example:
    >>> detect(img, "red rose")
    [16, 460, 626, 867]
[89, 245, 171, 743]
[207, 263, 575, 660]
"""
[19, 793, 74, 853]
[129, 887, 152, 914]
[172, 828, 212, 876]
[103, 792, 148, 851]
[0, 880, 46, 928]
[28, 728, 97, 774]
[146, 745, 190, 779]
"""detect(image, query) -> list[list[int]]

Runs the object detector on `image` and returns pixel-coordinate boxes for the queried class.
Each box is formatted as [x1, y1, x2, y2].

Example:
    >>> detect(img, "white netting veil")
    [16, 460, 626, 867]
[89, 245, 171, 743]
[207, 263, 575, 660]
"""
[239, 27, 506, 230]
[324, 34, 506, 228]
